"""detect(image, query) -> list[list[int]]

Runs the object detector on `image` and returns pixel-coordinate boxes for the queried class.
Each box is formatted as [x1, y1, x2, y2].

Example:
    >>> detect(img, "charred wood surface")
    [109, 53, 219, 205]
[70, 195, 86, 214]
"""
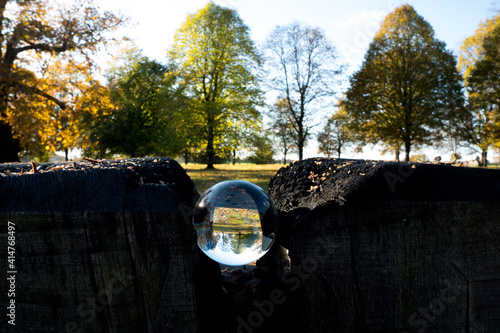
[268, 158, 500, 332]
[3, 156, 499, 332]
[0, 157, 215, 333]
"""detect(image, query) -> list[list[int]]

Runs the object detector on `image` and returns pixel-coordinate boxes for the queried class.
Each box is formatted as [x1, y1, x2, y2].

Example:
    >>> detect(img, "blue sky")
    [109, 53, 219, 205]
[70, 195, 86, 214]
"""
[96, 0, 500, 162]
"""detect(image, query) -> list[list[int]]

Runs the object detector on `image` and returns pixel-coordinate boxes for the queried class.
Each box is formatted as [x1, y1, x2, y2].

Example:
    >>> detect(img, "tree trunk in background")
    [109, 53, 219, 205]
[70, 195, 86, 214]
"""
[0, 119, 19, 162]
[404, 140, 411, 161]
[206, 139, 215, 169]
[297, 138, 304, 161]
[297, 121, 305, 161]
[0, 66, 20, 162]
[206, 117, 215, 169]
[482, 149, 488, 167]
[395, 146, 400, 161]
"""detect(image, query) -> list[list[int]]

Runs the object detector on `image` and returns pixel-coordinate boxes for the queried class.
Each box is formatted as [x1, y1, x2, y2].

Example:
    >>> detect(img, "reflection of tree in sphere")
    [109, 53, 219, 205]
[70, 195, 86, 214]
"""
[193, 208, 217, 251]
[192, 180, 278, 266]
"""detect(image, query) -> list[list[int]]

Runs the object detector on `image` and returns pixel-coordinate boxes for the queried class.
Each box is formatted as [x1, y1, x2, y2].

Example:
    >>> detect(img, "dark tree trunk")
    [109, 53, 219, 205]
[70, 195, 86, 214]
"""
[129, 147, 137, 158]
[297, 123, 305, 161]
[482, 149, 488, 167]
[0, 119, 19, 162]
[232, 149, 236, 165]
[206, 138, 215, 169]
[297, 127, 305, 161]
[64, 148, 69, 161]
[404, 140, 411, 161]
[395, 146, 400, 162]
[0, 53, 20, 163]
[206, 113, 215, 169]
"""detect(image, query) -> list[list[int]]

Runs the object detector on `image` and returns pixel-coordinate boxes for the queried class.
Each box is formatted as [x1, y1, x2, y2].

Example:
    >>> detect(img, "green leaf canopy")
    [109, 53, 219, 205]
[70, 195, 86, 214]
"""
[343, 4, 465, 161]
[168, 2, 263, 168]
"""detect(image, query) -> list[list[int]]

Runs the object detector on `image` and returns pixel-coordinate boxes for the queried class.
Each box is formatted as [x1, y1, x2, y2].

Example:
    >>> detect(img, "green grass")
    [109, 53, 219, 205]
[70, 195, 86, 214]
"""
[213, 207, 260, 227]
[460, 163, 500, 169]
[183, 163, 285, 194]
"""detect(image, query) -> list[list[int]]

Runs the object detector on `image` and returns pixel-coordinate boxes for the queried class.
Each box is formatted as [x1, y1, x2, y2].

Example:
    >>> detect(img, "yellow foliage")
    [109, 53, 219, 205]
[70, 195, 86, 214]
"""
[458, 12, 500, 81]
[0, 0, 128, 161]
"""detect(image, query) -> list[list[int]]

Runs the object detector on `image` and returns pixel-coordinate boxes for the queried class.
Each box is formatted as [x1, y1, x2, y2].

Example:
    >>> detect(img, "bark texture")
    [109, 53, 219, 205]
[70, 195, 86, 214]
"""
[0, 157, 218, 333]
[2, 156, 499, 332]
[268, 158, 500, 332]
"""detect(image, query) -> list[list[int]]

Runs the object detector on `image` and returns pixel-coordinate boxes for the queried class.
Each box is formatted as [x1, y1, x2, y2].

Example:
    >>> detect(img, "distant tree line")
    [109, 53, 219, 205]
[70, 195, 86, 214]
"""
[1, 1, 499, 167]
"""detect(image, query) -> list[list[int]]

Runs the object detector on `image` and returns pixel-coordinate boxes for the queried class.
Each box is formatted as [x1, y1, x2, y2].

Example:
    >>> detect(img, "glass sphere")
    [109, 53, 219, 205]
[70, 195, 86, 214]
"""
[193, 180, 278, 266]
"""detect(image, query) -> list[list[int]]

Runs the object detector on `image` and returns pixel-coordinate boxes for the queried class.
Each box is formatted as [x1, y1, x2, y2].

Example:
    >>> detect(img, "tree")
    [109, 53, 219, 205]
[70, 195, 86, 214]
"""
[86, 50, 181, 158]
[263, 22, 342, 160]
[380, 140, 403, 162]
[6, 55, 112, 161]
[246, 128, 275, 164]
[77, 81, 116, 157]
[269, 98, 296, 164]
[168, 2, 263, 169]
[0, 0, 127, 162]
[317, 106, 354, 158]
[223, 121, 255, 165]
[458, 11, 500, 167]
[342, 4, 465, 161]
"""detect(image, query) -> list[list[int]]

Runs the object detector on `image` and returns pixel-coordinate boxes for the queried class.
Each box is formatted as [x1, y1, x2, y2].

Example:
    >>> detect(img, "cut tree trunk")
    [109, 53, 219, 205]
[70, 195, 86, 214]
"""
[4, 156, 500, 332]
[0, 157, 220, 333]
[268, 158, 500, 332]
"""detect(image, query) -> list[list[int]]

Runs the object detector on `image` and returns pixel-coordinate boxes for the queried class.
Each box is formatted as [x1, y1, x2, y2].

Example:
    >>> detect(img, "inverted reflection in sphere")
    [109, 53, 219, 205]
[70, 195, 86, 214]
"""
[193, 180, 278, 266]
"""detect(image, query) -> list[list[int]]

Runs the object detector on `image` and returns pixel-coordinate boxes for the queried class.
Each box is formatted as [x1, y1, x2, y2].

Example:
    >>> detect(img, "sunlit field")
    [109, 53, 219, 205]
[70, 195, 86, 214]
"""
[183, 160, 500, 194]
[183, 163, 285, 194]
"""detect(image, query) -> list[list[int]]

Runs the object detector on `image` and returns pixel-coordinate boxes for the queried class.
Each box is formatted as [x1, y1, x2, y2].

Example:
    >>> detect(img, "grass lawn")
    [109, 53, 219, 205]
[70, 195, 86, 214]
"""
[183, 163, 285, 194]
[183, 160, 500, 194]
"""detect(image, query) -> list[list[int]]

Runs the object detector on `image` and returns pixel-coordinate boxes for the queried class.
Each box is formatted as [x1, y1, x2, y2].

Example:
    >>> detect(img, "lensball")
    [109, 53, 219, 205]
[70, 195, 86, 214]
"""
[193, 180, 278, 266]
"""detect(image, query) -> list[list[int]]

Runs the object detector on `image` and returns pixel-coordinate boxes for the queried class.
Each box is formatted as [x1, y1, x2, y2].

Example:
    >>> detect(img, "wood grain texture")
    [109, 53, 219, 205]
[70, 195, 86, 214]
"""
[269, 158, 500, 332]
[0, 157, 215, 333]
[3, 156, 499, 332]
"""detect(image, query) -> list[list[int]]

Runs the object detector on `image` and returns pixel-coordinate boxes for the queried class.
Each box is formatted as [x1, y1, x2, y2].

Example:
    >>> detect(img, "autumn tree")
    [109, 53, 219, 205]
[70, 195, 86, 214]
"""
[6, 55, 110, 161]
[317, 106, 354, 158]
[0, 0, 127, 162]
[459, 11, 500, 167]
[86, 50, 181, 158]
[263, 22, 342, 160]
[269, 98, 296, 164]
[342, 4, 465, 161]
[76, 81, 115, 157]
[168, 2, 263, 169]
